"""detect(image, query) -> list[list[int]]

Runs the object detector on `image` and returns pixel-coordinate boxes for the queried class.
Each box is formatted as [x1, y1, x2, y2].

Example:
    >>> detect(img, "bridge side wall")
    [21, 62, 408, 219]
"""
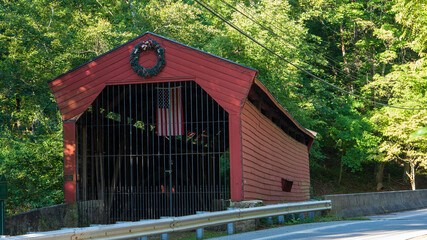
[240, 101, 310, 203]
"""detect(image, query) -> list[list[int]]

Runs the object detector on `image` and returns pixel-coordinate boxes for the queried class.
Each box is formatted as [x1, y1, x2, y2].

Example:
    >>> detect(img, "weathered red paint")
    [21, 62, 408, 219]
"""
[49, 32, 314, 204]
[49, 33, 256, 121]
[63, 121, 76, 203]
[253, 79, 315, 144]
[229, 114, 244, 201]
[241, 101, 310, 203]
[50, 33, 257, 203]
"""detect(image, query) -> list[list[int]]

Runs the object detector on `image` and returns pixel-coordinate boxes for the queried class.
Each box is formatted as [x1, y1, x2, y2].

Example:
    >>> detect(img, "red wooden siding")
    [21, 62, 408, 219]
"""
[49, 32, 258, 203]
[229, 114, 244, 201]
[63, 121, 76, 202]
[241, 101, 310, 203]
[253, 79, 314, 140]
[49, 33, 257, 121]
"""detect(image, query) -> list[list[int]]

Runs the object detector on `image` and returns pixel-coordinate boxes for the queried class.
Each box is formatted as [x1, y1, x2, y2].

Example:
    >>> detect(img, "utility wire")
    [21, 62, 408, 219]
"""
[225, 0, 390, 103]
[228, 0, 365, 87]
[194, 0, 427, 110]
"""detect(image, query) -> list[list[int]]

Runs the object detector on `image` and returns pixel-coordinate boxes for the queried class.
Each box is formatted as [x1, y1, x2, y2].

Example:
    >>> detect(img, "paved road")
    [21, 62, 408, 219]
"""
[211, 208, 427, 240]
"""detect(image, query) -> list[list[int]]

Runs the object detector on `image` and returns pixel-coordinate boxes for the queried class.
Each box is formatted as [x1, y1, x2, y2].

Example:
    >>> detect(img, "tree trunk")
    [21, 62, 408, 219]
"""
[338, 160, 343, 185]
[382, 63, 386, 76]
[340, 24, 351, 79]
[408, 161, 416, 190]
[376, 162, 385, 190]
[403, 162, 410, 183]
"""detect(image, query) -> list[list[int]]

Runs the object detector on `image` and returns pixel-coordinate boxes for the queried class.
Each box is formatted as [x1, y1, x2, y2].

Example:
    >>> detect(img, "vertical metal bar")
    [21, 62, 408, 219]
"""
[107, 86, 111, 223]
[217, 97, 221, 211]
[181, 81, 186, 216]
[114, 85, 118, 223]
[156, 83, 162, 218]
[184, 81, 188, 216]
[174, 83, 180, 217]
[136, 84, 140, 220]
[139, 84, 142, 220]
[111, 85, 115, 223]
[189, 81, 193, 215]
[168, 82, 174, 217]
[150, 83, 155, 218]
[211, 94, 216, 211]
[206, 88, 211, 211]
[118, 85, 122, 222]
[84, 105, 88, 203]
[195, 82, 199, 212]
[134, 84, 138, 220]
[95, 90, 99, 204]
[123, 85, 127, 221]
[90, 100, 94, 201]
[160, 83, 164, 217]
[129, 84, 134, 221]
[223, 99, 227, 201]
[124, 85, 128, 221]
[147, 83, 151, 219]
[200, 84, 205, 211]
[167, 82, 173, 217]
[101, 87, 105, 223]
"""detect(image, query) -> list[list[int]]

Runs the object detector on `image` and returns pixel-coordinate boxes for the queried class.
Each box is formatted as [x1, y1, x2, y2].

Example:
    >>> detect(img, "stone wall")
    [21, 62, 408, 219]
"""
[323, 190, 427, 218]
[5, 200, 104, 236]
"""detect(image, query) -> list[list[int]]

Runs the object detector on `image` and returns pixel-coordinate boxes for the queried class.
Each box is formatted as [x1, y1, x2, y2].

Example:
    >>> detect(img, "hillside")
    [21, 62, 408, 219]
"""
[0, 0, 425, 215]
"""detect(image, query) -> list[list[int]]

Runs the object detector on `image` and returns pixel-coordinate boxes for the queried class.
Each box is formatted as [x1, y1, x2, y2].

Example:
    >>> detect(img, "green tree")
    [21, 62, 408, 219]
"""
[367, 59, 427, 190]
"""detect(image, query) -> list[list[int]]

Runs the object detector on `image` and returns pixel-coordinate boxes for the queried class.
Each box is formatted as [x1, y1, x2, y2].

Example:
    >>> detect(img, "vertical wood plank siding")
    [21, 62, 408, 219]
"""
[241, 101, 310, 203]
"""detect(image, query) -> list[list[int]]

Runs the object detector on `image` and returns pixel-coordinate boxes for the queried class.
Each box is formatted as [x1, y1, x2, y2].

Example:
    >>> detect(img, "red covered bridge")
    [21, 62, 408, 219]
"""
[49, 32, 315, 223]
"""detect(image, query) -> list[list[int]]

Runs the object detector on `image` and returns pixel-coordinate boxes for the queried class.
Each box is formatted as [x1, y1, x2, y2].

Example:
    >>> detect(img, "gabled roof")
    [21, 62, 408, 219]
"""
[49, 32, 258, 121]
[48, 32, 314, 141]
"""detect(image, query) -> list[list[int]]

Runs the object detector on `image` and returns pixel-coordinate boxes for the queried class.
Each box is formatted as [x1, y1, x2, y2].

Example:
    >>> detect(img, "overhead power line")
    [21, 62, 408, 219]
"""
[228, 0, 363, 83]
[221, 0, 378, 101]
[194, 0, 427, 110]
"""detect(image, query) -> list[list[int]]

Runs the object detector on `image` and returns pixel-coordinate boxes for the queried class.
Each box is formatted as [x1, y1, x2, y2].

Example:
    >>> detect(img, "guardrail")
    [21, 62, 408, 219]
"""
[8, 200, 331, 240]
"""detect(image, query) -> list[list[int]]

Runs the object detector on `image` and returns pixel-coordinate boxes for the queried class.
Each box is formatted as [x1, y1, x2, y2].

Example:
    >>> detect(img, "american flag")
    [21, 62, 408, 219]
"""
[157, 86, 184, 136]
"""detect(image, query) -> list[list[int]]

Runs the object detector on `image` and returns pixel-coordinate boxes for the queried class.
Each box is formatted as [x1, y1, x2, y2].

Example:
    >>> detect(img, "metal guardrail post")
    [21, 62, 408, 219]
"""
[227, 222, 234, 235]
[196, 212, 208, 239]
[267, 217, 273, 225]
[160, 217, 171, 240]
[299, 213, 305, 222]
[137, 220, 150, 240]
[227, 208, 236, 235]
[278, 215, 284, 224]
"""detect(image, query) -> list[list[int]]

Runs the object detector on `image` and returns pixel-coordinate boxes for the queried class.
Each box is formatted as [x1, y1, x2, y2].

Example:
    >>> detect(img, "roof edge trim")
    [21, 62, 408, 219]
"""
[254, 78, 315, 139]
[48, 32, 258, 84]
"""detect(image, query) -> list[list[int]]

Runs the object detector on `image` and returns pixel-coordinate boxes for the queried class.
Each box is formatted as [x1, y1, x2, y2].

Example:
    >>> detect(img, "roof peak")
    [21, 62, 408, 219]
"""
[48, 32, 257, 83]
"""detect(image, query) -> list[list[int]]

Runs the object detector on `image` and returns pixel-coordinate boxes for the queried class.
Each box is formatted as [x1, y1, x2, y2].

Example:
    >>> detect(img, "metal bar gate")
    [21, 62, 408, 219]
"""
[75, 81, 230, 225]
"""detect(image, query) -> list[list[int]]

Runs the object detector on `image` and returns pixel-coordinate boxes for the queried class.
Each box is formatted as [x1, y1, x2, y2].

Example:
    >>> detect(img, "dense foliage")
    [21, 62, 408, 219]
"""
[0, 0, 425, 214]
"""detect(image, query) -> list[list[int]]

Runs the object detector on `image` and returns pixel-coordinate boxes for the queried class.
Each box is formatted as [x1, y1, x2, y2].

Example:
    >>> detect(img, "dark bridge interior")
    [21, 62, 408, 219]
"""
[75, 81, 230, 224]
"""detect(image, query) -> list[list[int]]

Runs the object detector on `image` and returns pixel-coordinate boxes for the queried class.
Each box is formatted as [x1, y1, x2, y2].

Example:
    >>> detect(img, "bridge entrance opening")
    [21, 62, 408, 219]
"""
[75, 81, 230, 224]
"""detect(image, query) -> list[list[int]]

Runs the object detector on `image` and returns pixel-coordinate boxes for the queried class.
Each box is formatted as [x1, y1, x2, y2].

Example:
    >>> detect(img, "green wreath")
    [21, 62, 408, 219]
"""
[129, 39, 165, 78]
